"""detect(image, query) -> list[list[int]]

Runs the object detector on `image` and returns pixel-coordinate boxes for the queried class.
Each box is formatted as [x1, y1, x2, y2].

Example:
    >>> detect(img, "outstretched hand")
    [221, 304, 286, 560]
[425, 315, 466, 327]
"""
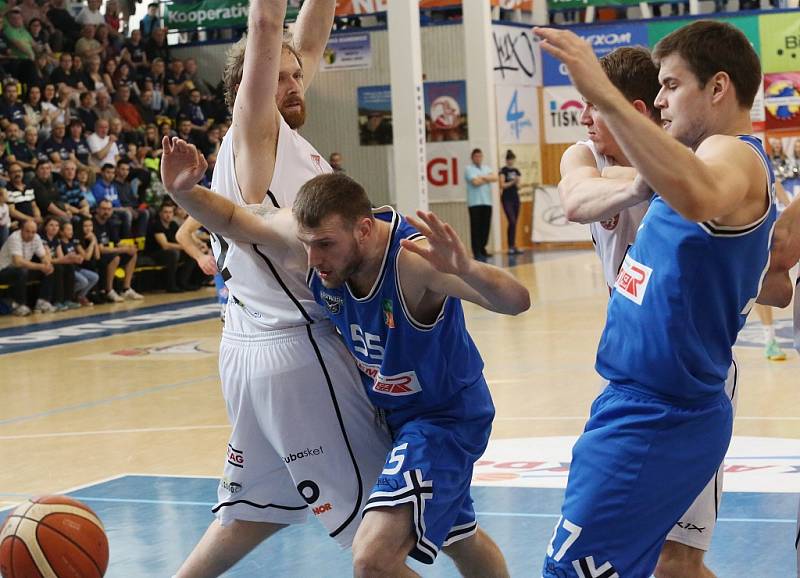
[533, 27, 615, 108]
[401, 211, 473, 276]
[160, 136, 208, 195]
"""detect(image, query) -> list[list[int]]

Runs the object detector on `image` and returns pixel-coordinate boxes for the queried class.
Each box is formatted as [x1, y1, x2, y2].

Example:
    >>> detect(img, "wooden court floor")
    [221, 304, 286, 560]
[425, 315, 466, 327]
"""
[0, 250, 797, 574]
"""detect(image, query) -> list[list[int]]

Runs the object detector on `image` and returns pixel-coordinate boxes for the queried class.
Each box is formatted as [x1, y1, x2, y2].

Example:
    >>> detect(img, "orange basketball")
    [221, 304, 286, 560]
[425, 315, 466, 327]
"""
[0, 496, 109, 578]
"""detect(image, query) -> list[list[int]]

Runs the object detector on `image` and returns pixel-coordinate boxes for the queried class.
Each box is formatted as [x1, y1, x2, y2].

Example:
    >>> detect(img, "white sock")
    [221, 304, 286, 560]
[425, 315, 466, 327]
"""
[764, 325, 776, 343]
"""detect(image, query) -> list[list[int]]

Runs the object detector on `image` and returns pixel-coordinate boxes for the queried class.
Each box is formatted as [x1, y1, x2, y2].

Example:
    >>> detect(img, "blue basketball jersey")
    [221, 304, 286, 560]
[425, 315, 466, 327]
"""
[308, 207, 487, 429]
[596, 135, 776, 402]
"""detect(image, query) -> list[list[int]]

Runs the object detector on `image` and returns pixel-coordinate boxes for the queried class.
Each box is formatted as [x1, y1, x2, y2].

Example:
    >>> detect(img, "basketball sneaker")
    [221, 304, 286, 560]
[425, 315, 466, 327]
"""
[764, 339, 787, 361]
[34, 299, 55, 313]
[12, 303, 31, 316]
[106, 289, 124, 303]
[122, 287, 144, 300]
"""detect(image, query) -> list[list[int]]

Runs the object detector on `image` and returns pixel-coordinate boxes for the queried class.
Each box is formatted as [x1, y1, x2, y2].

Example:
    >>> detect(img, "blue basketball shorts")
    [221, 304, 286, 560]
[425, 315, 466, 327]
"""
[542, 384, 733, 578]
[363, 379, 495, 564]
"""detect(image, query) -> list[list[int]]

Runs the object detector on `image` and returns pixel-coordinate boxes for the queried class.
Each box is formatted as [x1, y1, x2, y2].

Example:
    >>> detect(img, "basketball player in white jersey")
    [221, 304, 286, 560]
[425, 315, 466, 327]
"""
[558, 46, 738, 578]
[174, 1, 391, 576]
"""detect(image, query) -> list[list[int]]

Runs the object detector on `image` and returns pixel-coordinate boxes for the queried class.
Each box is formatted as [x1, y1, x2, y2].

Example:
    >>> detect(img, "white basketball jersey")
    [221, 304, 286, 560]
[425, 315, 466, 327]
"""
[579, 139, 650, 289]
[211, 118, 332, 331]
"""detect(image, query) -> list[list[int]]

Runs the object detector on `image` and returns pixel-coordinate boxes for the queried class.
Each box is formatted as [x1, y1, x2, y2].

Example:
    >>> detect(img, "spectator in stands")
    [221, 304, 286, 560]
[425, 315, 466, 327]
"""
[329, 152, 345, 173]
[32, 160, 70, 220]
[181, 88, 212, 132]
[41, 83, 68, 127]
[108, 117, 130, 158]
[113, 62, 137, 95]
[60, 219, 97, 306]
[145, 200, 201, 292]
[0, 81, 26, 131]
[83, 55, 103, 92]
[0, 188, 9, 247]
[114, 160, 148, 236]
[65, 118, 92, 169]
[77, 217, 102, 290]
[92, 162, 130, 231]
[136, 90, 158, 125]
[51, 52, 86, 101]
[88, 118, 119, 169]
[75, 24, 102, 59]
[104, 0, 123, 43]
[145, 26, 169, 63]
[57, 159, 92, 221]
[121, 28, 148, 74]
[183, 58, 211, 99]
[5, 122, 24, 153]
[29, 52, 54, 91]
[71, 54, 89, 89]
[11, 126, 47, 174]
[141, 123, 162, 158]
[175, 117, 201, 149]
[114, 84, 143, 130]
[93, 198, 142, 301]
[101, 57, 117, 94]
[76, 91, 98, 132]
[200, 123, 221, 158]
[140, 3, 161, 38]
[0, 218, 55, 315]
[5, 162, 41, 227]
[166, 58, 190, 100]
[23, 86, 53, 140]
[19, 0, 51, 34]
[4, 8, 36, 67]
[76, 165, 93, 207]
[47, 0, 81, 52]
[28, 18, 57, 62]
[42, 215, 79, 310]
[41, 121, 71, 171]
[95, 23, 119, 61]
[76, 0, 105, 26]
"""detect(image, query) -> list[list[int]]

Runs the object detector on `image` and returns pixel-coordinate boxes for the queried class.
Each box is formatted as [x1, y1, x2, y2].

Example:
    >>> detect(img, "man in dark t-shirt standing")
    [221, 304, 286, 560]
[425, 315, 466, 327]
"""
[145, 200, 200, 292]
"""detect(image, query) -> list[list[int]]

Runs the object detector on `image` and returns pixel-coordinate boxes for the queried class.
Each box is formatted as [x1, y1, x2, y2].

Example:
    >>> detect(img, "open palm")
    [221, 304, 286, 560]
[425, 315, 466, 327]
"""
[161, 136, 208, 195]
[401, 211, 471, 276]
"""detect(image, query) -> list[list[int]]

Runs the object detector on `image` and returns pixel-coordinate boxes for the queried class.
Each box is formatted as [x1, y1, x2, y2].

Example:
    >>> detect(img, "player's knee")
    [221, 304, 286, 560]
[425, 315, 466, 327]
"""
[351, 544, 404, 578]
[654, 543, 708, 578]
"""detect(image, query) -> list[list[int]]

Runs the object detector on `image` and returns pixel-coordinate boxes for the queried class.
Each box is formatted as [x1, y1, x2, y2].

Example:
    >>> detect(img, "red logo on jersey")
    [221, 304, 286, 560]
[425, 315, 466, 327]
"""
[311, 154, 323, 173]
[313, 503, 332, 515]
[600, 214, 620, 231]
[614, 254, 652, 306]
[355, 358, 422, 396]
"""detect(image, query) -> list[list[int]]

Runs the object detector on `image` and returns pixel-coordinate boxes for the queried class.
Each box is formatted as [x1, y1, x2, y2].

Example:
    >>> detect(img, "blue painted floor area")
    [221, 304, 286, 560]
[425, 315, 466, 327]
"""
[3, 475, 793, 577]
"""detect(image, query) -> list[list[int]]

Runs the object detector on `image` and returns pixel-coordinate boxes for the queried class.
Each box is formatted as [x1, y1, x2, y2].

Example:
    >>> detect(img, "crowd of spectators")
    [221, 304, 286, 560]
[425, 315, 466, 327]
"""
[0, 0, 226, 316]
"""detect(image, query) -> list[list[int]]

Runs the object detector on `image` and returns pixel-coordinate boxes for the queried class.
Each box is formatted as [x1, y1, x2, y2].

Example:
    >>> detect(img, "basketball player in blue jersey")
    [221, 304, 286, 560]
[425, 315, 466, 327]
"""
[535, 21, 775, 577]
[559, 45, 740, 578]
[160, 137, 530, 577]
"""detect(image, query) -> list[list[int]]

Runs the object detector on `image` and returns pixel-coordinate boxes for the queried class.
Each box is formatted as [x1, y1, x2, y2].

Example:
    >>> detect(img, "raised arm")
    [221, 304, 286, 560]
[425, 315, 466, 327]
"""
[558, 143, 650, 224]
[535, 27, 766, 226]
[161, 137, 297, 249]
[292, 0, 336, 90]
[399, 211, 530, 316]
[232, 0, 286, 203]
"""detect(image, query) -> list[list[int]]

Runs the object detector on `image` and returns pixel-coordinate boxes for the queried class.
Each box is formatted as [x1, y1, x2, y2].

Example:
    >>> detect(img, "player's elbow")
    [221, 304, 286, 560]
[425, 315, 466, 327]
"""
[503, 286, 531, 315]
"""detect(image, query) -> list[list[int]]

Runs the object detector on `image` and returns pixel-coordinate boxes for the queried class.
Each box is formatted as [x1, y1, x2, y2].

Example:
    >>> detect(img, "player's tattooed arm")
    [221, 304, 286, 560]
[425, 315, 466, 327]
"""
[558, 144, 650, 224]
[399, 211, 531, 316]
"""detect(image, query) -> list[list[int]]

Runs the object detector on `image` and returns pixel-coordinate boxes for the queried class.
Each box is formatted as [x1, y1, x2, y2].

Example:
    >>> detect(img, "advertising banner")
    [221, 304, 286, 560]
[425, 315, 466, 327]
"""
[764, 72, 800, 131]
[648, 16, 760, 55]
[164, 0, 248, 31]
[532, 186, 592, 243]
[426, 141, 472, 202]
[357, 85, 393, 146]
[759, 12, 800, 74]
[424, 81, 469, 142]
[492, 24, 542, 87]
[543, 86, 586, 144]
[320, 33, 372, 71]
[334, 0, 533, 15]
[496, 84, 539, 145]
[542, 23, 648, 86]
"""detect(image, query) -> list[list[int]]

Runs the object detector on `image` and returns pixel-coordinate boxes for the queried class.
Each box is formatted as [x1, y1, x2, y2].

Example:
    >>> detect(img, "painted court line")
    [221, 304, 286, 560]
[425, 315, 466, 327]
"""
[0, 494, 793, 524]
[0, 374, 218, 427]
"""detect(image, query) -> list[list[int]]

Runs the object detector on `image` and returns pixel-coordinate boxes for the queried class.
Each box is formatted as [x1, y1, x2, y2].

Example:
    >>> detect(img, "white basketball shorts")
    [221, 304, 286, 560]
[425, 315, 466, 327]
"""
[666, 357, 739, 551]
[212, 320, 392, 548]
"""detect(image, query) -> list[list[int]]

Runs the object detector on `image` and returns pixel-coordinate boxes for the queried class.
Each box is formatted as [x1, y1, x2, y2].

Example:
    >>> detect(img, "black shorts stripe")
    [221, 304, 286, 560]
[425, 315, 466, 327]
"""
[252, 244, 313, 324]
[211, 499, 307, 513]
[445, 521, 477, 542]
[304, 324, 366, 539]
